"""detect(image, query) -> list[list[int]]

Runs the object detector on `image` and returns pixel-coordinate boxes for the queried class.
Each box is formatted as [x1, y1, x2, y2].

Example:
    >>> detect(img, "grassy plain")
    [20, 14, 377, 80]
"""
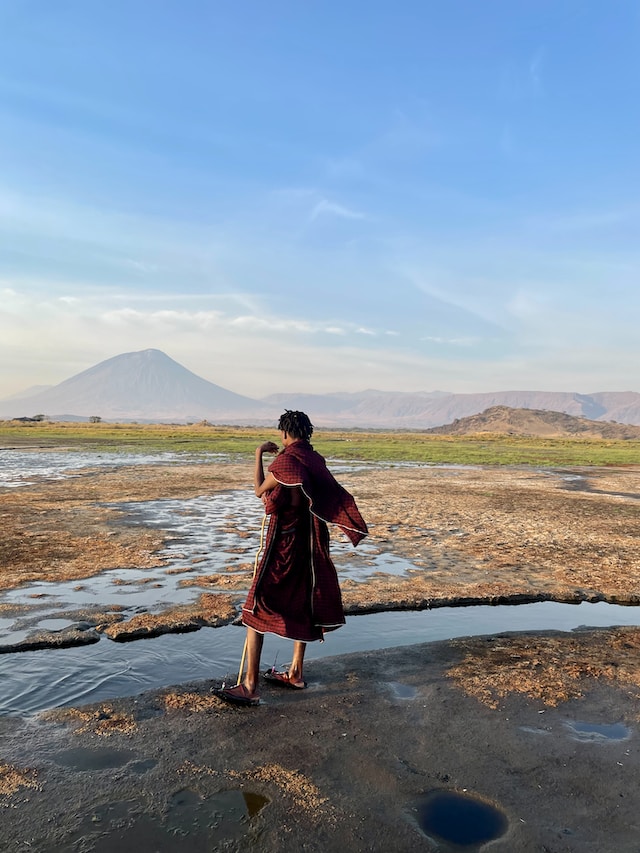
[1, 419, 640, 466]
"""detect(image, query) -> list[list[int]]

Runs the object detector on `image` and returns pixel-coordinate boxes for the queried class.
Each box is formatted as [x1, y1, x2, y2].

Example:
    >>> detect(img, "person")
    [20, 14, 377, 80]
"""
[221, 410, 367, 706]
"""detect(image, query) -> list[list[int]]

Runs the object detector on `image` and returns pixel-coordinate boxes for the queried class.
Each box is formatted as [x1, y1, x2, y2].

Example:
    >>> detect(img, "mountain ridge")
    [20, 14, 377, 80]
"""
[1, 349, 639, 429]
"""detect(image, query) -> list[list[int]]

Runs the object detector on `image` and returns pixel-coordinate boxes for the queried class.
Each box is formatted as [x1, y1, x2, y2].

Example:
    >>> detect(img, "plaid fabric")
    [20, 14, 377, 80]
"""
[242, 442, 365, 641]
[267, 441, 368, 545]
[242, 499, 344, 641]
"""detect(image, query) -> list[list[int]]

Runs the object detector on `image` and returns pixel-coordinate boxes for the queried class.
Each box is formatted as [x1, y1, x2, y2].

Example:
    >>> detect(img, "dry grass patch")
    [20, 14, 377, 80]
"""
[229, 764, 335, 824]
[163, 691, 226, 713]
[349, 466, 640, 603]
[0, 763, 40, 798]
[447, 627, 640, 709]
[41, 704, 137, 736]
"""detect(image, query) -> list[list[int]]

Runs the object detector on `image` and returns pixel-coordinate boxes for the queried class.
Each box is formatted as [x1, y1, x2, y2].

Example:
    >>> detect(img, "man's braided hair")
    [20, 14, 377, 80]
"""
[278, 410, 314, 441]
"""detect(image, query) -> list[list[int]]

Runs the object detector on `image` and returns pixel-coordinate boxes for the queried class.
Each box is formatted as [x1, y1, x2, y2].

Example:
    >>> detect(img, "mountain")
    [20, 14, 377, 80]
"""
[0, 349, 271, 423]
[262, 390, 450, 420]
[425, 406, 640, 439]
[1, 350, 639, 428]
[260, 389, 640, 428]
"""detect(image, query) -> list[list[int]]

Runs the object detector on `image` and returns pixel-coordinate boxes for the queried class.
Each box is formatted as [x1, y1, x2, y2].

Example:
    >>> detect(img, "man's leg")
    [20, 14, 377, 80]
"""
[222, 627, 263, 705]
[243, 627, 264, 696]
[288, 641, 306, 685]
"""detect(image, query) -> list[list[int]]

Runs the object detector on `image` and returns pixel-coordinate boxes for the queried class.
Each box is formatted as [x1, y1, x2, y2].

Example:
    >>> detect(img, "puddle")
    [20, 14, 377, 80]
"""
[0, 627, 35, 647]
[53, 747, 139, 770]
[385, 681, 418, 700]
[519, 726, 551, 736]
[65, 788, 268, 851]
[242, 790, 270, 817]
[555, 472, 640, 502]
[0, 621, 100, 653]
[565, 721, 631, 742]
[414, 789, 508, 848]
[0, 449, 233, 488]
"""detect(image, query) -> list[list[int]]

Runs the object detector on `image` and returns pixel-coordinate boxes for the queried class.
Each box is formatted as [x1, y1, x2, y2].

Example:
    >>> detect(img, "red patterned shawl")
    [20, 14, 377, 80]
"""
[267, 440, 368, 546]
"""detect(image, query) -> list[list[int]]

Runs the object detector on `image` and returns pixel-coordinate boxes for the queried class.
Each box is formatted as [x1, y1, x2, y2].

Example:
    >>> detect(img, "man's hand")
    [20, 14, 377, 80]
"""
[257, 441, 279, 455]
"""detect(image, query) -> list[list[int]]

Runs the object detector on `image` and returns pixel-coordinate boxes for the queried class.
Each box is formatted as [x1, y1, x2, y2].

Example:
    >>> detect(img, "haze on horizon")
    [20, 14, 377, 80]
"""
[1, 2, 639, 401]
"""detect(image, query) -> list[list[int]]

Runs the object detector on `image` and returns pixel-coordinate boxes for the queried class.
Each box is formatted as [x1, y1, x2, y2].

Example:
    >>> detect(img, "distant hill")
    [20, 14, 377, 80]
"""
[1, 350, 639, 428]
[0, 349, 271, 423]
[262, 389, 640, 428]
[425, 406, 640, 439]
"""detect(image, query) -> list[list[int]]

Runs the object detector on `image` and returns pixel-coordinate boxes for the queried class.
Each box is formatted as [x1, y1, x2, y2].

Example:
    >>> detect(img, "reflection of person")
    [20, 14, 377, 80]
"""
[222, 410, 368, 706]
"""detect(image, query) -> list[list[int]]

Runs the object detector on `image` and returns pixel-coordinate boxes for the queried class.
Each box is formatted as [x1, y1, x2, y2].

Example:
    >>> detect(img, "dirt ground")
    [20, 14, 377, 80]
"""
[1, 461, 640, 850]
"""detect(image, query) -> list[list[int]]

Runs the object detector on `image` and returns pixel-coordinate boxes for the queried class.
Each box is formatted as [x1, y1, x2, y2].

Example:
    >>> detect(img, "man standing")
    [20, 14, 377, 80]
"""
[222, 411, 367, 706]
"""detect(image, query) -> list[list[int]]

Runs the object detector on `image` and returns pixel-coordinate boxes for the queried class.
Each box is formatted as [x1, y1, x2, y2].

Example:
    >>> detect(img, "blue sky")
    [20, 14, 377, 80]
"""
[1, 0, 639, 399]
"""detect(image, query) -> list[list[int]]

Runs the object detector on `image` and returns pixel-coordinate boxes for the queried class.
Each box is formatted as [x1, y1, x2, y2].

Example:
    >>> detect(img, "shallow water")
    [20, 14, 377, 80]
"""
[565, 720, 631, 742]
[1, 601, 639, 717]
[0, 448, 234, 488]
[1, 450, 639, 717]
[1, 480, 416, 630]
[415, 789, 508, 847]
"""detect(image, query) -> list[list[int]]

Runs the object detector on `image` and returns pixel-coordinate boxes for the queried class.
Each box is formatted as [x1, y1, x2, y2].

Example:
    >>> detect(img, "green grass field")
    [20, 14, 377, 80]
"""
[2, 420, 639, 467]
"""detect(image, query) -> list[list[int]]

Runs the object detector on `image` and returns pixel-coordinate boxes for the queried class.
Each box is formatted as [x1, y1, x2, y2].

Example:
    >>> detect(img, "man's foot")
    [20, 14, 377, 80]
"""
[220, 684, 260, 706]
[263, 668, 307, 689]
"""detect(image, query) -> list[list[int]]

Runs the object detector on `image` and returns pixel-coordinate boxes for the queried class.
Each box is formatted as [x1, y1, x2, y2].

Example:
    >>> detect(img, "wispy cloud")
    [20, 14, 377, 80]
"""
[402, 267, 509, 330]
[309, 198, 365, 222]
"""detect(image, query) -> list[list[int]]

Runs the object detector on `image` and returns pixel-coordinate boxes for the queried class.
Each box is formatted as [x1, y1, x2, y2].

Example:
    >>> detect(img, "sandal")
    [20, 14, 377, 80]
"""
[263, 668, 307, 689]
[219, 684, 260, 706]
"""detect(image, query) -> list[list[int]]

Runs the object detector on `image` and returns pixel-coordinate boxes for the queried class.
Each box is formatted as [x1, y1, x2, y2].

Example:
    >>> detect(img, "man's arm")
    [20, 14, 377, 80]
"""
[254, 442, 279, 497]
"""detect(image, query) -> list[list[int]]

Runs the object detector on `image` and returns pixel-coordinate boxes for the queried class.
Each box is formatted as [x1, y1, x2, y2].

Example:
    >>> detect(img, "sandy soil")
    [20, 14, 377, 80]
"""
[1, 461, 640, 850]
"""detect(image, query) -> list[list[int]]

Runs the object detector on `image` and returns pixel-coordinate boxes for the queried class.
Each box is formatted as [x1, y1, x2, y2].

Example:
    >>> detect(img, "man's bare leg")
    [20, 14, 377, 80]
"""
[288, 641, 306, 686]
[222, 628, 263, 704]
[243, 627, 264, 696]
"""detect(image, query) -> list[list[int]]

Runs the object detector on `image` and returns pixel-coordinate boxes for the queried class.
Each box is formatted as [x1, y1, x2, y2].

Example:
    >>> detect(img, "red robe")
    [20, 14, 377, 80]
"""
[242, 440, 367, 642]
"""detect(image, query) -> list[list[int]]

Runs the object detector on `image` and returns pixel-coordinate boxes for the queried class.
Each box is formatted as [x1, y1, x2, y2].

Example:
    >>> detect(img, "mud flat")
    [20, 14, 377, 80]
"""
[2, 461, 639, 614]
[1, 627, 640, 851]
[1, 460, 640, 850]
